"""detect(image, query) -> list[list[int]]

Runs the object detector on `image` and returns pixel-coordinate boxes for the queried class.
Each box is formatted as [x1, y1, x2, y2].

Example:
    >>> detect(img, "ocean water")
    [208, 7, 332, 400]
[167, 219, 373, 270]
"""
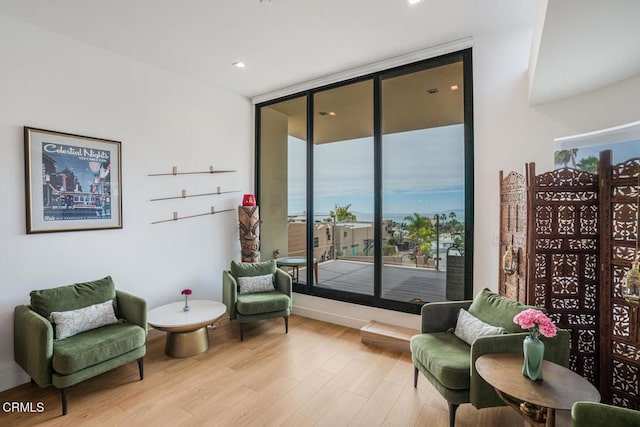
[310, 210, 464, 223]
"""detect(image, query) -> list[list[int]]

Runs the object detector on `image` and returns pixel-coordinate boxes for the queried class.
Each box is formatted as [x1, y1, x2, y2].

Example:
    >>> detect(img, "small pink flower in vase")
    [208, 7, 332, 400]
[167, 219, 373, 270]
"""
[513, 309, 557, 381]
[181, 289, 192, 312]
[513, 309, 557, 340]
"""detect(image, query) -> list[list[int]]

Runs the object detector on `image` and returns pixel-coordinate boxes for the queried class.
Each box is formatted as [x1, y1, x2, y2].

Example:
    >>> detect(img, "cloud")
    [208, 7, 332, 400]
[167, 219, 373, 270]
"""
[288, 124, 466, 214]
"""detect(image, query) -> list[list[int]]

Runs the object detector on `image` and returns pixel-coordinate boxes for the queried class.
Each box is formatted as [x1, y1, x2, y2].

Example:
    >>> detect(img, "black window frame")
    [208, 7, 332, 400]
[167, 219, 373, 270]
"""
[255, 48, 474, 314]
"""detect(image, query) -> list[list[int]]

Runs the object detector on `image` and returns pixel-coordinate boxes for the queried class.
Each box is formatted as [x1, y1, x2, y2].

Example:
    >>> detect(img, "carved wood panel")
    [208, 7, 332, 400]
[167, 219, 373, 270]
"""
[599, 151, 640, 409]
[527, 164, 600, 387]
[499, 170, 527, 303]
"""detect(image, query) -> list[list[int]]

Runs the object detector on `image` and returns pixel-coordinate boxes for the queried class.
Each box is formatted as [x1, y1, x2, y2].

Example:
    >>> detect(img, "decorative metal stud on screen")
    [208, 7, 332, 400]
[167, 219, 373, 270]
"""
[499, 170, 528, 304]
[527, 164, 600, 388]
[599, 151, 640, 409]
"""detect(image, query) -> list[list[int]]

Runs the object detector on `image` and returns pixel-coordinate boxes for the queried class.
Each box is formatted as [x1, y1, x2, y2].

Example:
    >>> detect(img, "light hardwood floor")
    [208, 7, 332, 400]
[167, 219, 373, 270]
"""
[0, 314, 568, 426]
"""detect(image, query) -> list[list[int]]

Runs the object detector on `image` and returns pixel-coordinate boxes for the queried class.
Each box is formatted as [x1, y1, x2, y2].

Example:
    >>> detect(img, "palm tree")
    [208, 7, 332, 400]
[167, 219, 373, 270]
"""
[554, 149, 578, 168]
[403, 213, 435, 261]
[329, 204, 357, 222]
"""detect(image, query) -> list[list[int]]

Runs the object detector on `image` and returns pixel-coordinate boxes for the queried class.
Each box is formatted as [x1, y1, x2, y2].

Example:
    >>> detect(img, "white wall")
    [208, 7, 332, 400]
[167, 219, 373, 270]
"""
[0, 16, 252, 391]
[472, 24, 640, 299]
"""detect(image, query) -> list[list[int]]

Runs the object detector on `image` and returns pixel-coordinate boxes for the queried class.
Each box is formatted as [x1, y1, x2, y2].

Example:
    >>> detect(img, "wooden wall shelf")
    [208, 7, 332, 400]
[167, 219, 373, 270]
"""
[151, 208, 234, 225]
[148, 166, 236, 176]
[150, 189, 240, 202]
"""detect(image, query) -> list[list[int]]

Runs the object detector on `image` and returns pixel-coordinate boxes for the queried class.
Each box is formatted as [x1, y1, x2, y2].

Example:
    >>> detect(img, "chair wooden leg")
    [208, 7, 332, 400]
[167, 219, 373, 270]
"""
[413, 366, 418, 388]
[284, 316, 289, 334]
[137, 357, 144, 380]
[61, 387, 68, 416]
[240, 322, 244, 341]
[448, 402, 459, 427]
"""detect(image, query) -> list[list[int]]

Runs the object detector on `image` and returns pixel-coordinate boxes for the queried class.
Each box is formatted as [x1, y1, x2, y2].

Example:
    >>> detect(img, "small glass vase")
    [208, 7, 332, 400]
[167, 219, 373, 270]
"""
[183, 295, 190, 312]
[522, 336, 544, 381]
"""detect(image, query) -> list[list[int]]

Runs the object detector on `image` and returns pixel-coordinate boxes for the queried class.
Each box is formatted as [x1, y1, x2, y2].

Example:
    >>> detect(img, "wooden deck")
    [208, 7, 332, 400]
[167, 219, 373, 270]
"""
[296, 259, 446, 303]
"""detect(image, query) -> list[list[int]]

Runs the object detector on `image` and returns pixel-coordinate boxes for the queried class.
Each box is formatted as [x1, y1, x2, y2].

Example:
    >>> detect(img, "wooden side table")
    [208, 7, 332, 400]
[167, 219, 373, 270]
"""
[475, 353, 600, 427]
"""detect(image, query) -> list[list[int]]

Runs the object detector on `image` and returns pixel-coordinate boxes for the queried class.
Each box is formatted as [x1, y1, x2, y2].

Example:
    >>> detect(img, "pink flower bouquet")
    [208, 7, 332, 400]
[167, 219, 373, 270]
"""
[181, 289, 192, 296]
[513, 309, 556, 340]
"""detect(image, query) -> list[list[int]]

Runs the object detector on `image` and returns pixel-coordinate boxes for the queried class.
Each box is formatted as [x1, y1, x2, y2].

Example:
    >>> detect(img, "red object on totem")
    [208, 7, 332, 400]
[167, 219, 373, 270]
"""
[242, 194, 256, 206]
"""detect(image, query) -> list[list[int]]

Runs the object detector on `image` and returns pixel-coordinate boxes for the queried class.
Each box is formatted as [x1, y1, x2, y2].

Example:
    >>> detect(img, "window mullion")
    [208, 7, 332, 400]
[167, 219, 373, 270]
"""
[373, 76, 382, 299]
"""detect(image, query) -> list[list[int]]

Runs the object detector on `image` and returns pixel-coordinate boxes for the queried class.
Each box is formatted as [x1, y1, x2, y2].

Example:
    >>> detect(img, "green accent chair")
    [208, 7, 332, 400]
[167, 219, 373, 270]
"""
[410, 289, 570, 427]
[14, 276, 147, 415]
[222, 260, 292, 341]
[572, 402, 640, 426]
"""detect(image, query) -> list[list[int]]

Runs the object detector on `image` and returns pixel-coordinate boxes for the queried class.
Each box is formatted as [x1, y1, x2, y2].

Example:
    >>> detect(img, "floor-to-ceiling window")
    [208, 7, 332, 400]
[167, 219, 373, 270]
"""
[257, 49, 473, 313]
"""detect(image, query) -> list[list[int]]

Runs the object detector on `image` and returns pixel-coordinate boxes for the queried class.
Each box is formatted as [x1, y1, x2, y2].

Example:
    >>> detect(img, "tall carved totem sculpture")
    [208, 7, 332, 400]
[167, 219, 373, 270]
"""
[238, 198, 260, 262]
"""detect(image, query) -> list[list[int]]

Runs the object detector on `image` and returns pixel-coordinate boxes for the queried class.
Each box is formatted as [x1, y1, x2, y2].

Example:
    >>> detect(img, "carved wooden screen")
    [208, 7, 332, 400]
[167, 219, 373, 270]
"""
[599, 151, 640, 408]
[527, 164, 600, 387]
[499, 170, 527, 303]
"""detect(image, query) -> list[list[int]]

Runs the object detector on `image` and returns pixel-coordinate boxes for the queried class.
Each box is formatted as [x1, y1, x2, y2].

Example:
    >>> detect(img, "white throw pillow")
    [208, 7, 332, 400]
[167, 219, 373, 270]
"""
[238, 274, 275, 294]
[454, 308, 505, 346]
[51, 300, 118, 340]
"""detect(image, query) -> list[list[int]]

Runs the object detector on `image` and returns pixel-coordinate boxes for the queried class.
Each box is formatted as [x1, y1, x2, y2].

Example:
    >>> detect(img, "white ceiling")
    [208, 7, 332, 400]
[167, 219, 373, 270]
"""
[1, 0, 638, 102]
[529, 0, 640, 104]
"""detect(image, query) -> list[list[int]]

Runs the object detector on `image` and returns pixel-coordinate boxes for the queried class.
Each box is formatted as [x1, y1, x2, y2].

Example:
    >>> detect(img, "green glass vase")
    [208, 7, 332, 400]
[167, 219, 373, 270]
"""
[522, 336, 544, 381]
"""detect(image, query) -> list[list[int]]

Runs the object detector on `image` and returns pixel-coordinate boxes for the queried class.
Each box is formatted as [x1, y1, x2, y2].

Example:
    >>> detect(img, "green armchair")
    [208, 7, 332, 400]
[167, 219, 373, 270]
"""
[222, 260, 292, 341]
[572, 402, 640, 426]
[14, 276, 147, 415]
[410, 289, 570, 427]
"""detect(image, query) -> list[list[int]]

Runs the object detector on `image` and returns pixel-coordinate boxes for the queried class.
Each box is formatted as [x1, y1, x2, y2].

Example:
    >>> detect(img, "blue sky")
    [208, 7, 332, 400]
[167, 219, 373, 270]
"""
[288, 124, 465, 218]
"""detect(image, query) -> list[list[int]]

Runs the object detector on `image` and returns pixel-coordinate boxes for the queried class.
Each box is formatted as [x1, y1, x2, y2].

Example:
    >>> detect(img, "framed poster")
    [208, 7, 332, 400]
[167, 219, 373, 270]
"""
[24, 127, 122, 233]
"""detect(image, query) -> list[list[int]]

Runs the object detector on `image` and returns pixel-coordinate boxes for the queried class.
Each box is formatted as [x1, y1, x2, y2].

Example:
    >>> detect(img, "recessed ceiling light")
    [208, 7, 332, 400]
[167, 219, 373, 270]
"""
[407, 0, 423, 5]
[450, 85, 459, 91]
[232, 61, 246, 68]
[328, 112, 336, 116]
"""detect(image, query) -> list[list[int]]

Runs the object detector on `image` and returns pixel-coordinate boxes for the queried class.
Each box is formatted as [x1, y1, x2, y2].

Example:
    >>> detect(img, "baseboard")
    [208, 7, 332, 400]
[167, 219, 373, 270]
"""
[0, 368, 30, 393]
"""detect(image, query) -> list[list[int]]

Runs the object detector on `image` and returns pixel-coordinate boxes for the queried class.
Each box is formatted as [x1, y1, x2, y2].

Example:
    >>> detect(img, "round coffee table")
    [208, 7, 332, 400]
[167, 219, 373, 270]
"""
[147, 299, 226, 358]
[476, 353, 600, 426]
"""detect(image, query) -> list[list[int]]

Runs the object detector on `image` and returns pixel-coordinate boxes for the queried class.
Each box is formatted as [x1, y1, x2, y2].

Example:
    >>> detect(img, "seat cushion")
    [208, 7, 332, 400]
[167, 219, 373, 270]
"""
[236, 291, 290, 316]
[410, 332, 471, 390]
[30, 276, 117, 320]
[52, 322, 146, 375]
